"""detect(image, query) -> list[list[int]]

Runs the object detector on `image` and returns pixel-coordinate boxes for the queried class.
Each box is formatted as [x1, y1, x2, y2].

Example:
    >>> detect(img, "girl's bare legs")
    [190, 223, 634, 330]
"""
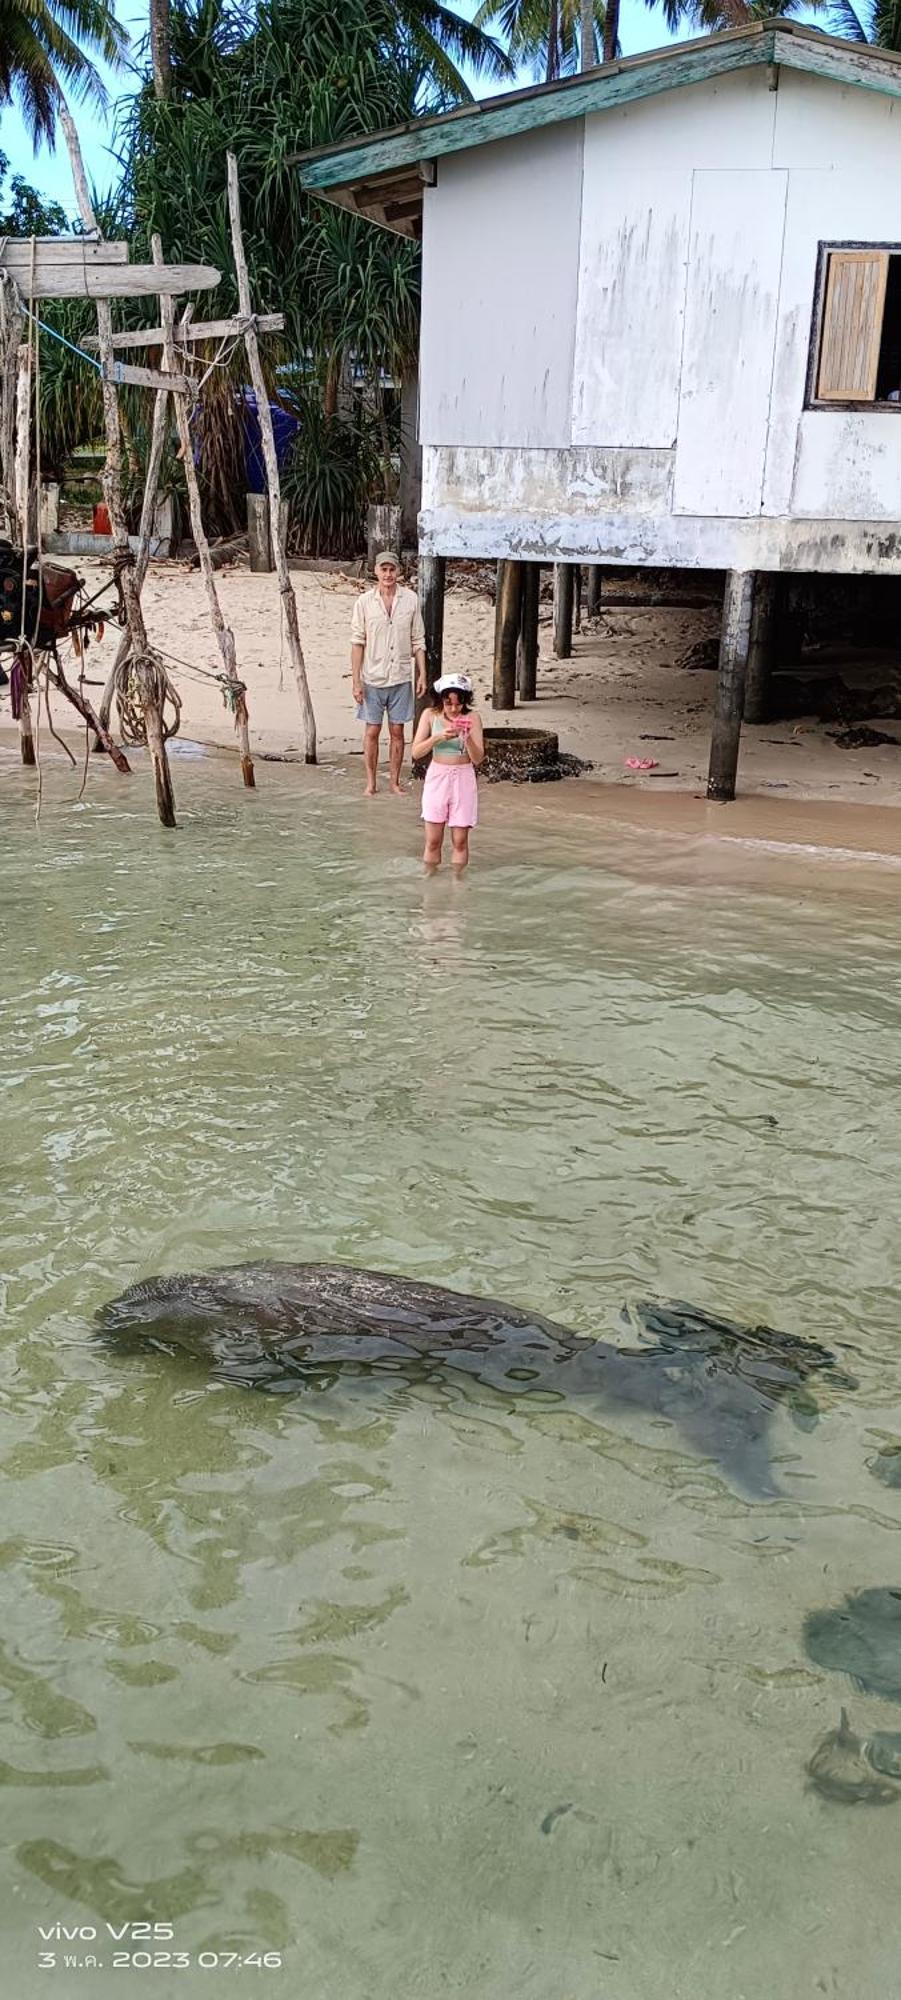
[423, 821, 445, 870]
[450, 826, 470, 871]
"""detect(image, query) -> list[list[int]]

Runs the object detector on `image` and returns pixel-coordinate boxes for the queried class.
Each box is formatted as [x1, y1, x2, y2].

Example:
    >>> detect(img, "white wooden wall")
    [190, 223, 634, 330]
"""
[418, 67, 901, 572]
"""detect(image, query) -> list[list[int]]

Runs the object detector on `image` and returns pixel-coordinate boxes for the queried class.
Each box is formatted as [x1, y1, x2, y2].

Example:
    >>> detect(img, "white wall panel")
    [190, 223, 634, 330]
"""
[673, 169, 787, 517]
[584, 66, 776, 172]
[572, 170, 691, 447]
[764, 168, 901, 517]
[791, 412, 901, 519]
[774, 68, 901, 171]
[419, 123, 583, 449]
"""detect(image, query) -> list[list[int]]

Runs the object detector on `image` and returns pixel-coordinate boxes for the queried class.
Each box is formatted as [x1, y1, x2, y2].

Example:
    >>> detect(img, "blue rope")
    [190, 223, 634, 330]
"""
[23, 305, 103, 373]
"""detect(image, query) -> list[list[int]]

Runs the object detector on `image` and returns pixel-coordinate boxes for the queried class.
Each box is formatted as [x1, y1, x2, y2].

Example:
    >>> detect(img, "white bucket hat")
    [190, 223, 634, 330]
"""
[434, 673, 472, 694]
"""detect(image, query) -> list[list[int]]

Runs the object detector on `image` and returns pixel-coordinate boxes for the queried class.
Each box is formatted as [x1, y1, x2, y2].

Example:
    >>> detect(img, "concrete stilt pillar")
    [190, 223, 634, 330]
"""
[553, 563, 574, 659]
[494, 560, 523, 709]
[586, 565, 603, 619]
[707, 569, 755, 803]
[518, 563, 540, 700]
[743, 573, 777, 725]
[417, 551, 445, 722]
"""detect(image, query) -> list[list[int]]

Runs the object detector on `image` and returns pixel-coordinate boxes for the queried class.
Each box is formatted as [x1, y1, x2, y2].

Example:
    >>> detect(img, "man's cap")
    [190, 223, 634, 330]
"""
[434, 673, 472, 694]
[374, 550, 400, 568]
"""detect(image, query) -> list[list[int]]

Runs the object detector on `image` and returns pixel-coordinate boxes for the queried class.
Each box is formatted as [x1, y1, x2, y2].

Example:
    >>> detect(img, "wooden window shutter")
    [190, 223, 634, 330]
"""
[817, 250, 889, 401]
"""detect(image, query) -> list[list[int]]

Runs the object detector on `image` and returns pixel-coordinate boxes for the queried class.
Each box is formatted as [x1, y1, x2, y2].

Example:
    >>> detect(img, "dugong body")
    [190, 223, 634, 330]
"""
[96, 1262, 853, 1497]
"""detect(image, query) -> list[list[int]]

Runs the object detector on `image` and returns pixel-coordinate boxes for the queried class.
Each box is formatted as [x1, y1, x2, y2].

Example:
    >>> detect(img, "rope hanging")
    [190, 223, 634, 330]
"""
[111, 647, 182, 746]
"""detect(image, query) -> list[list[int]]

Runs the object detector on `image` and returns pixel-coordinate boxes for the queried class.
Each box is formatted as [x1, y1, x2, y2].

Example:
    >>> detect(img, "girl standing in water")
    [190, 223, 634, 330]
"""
[411, 673, 485, 870]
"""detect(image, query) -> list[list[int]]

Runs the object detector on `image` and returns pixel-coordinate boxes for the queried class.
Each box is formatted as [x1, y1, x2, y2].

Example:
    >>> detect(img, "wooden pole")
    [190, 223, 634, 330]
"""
[743, 572, 777, 726]
[246, 492, 271, 573]
[707, 569, 755, 803]
[586, 565, 603, 620]
[553, 563, 574, 658]
[518, 562, 540, 700]
[96, 375, 170, 750]
[774, 575, 802, 667]
[226, 151, 317, 763]
[14, 342, 29, 539]
[154, 234, 254, 787]
[13, 342, 35, 764]
[0, 276, 24, 540]
[417, 551, 445, 724]
[493, 559, 522, 710]
[60, 99, 176, 827]
[51, 659, 131, 771]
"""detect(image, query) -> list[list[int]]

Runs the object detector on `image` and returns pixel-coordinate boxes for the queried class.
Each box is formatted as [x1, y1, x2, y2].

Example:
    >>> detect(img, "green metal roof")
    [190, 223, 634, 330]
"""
[294, 20, 901, 237]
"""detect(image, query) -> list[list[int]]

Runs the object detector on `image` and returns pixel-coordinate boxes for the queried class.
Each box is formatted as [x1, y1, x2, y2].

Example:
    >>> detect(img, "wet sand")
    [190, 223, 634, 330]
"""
[2, 558, 901, 815]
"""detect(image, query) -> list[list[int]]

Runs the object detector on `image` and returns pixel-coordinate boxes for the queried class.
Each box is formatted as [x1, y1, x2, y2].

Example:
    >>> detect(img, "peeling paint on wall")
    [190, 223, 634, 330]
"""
[418, 67, 901, 573]
[423, 445, 673, 514]
[420, 481, 901, 575]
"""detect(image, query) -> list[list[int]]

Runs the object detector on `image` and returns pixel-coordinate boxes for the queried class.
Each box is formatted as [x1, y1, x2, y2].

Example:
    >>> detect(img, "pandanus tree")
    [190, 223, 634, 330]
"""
[118, 0, 511, 540]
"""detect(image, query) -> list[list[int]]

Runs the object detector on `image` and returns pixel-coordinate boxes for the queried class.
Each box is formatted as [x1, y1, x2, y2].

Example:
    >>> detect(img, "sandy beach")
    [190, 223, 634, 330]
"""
[5, 556, 901, 822]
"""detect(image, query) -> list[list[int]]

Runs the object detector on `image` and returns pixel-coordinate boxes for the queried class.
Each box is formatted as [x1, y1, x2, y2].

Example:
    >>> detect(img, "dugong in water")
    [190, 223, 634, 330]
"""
[96, 1263, 854, 1497]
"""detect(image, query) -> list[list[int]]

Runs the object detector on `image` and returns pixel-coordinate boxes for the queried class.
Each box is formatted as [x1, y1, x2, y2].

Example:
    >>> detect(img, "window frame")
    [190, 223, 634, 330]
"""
[806, 240, 901, 414]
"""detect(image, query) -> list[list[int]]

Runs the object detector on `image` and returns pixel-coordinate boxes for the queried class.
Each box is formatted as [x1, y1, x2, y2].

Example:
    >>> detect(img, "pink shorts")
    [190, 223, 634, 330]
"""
[421, 761, 479, 828]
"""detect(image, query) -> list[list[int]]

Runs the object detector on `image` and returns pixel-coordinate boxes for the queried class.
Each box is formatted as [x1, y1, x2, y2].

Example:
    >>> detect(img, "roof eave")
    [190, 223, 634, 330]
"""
[295, 21, 901, 239]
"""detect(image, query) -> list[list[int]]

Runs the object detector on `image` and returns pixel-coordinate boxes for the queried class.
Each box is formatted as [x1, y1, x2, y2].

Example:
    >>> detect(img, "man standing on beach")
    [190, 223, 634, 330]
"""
[350, 552, 427, 795]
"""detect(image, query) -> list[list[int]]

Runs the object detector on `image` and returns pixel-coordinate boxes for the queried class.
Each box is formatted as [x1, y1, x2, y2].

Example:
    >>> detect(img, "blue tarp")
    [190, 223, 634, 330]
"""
[241, 389, 299, 493]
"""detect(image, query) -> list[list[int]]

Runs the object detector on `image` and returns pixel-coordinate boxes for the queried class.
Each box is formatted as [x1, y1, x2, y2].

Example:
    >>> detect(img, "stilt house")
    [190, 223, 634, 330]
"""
[297, 21, 901, 796]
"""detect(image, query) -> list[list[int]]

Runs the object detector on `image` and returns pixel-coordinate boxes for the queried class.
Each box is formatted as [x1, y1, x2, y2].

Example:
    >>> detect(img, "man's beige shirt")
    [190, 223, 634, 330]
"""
[350, 585, 425, 689]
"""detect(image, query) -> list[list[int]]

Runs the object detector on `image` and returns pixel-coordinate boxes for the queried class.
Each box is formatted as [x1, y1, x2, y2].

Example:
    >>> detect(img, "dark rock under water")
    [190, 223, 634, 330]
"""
[867, 1447, 901, 1490]
[804, 1589, 901, 1704]
[95, 1264, 855, 1498]
[806, 1709, 901, 1808]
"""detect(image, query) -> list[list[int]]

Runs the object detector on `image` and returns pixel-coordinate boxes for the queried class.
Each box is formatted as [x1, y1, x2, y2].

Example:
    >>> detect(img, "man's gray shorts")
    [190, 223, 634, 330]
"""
[356, 680, 415, 726]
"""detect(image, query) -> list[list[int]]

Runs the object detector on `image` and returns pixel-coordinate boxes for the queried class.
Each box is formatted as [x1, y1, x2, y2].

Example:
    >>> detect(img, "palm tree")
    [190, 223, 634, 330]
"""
[0, 0, 126, 147]
[474, 0, 608, 79]
[829, 0, 901, 42]
[682, 0, 823, 26]
[396, 0, 515, 92]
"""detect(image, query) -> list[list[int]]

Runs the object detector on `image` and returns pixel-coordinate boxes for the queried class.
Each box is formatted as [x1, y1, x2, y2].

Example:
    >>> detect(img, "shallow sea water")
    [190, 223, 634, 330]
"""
[2, 751, 901, 1999]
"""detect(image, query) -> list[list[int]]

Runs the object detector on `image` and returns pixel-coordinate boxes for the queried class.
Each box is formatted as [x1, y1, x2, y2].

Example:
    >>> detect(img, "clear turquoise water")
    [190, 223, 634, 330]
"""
[2, 752, 900, 1998]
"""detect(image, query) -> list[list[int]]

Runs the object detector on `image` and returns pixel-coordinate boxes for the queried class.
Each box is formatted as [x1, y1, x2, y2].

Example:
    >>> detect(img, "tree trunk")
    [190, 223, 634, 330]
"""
[603, 0, 619, 63]
[580, 0, 594, 70]
[150, 0, 172, 101]
[546, 0, 560, 81]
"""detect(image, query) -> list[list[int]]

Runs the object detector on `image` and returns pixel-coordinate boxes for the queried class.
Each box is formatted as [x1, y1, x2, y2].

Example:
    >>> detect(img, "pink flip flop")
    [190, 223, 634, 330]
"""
[624, 756, 659, 771]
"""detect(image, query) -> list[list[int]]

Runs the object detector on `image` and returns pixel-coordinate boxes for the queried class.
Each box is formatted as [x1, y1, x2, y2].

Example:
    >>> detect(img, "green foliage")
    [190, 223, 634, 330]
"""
[474, 0, 610, 79]
[35, 298, 103, 475]
[281, 392, 385, 556]
[684, 0, 823, 28]
[115, 0, 501, 539]
[0, 0, 126, 149]
[829, 0, 901, 44]
[0, 148, 70, 232]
